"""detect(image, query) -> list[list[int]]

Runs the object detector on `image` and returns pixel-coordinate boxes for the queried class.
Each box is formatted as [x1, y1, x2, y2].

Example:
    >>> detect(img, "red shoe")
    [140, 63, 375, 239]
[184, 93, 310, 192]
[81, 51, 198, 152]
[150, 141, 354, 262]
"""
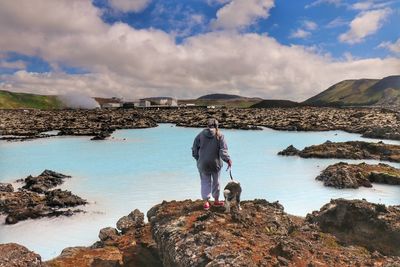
[203, 201, 210, 210]
[213, 200, 225, 207]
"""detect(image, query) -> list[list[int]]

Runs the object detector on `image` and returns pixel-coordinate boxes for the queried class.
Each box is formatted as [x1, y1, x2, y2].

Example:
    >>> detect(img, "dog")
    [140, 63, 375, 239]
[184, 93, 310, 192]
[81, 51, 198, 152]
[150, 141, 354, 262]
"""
[223, 178, 242, 213]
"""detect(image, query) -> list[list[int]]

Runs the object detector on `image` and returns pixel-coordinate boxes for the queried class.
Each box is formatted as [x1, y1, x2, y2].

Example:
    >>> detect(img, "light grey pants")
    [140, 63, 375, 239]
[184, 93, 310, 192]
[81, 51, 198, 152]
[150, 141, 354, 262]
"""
[199, 170, 221, 200]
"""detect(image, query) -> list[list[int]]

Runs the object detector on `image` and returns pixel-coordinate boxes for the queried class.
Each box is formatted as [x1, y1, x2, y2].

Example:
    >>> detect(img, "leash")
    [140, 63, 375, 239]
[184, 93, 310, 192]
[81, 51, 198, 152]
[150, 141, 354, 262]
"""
[227, 166, 233, 180]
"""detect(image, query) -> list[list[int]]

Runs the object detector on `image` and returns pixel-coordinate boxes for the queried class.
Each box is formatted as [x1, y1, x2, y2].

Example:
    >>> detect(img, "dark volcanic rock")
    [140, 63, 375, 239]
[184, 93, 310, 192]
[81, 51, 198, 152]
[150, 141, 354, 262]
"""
[91, 130, 113, 140]
[99, 227, 119, 243]
[279, 141, 400, 163]
[307, 198, 400, 256]
[4, 199, 399, 266]
[0, 171, 87, 224]
[0, 183, 14, 192]
[146, 199, 399, 267]
[316, 162, 400, 188]
[1, 107, 399, 141]
[0, 243, 42, 267]
[22, 170, 71, 193]
[277, 145, 300, 156]
[116, 209, 145, 234]
[46, 211, 162, 267]
[45, 189, 87, 208]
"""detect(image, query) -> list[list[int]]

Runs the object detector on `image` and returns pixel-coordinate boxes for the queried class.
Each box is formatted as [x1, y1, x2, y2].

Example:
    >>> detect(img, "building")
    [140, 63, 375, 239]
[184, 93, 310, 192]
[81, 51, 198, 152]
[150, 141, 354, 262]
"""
[102, 102, 122, 108]
[145, 97, 178, 107]
[122, 99, 151, 108]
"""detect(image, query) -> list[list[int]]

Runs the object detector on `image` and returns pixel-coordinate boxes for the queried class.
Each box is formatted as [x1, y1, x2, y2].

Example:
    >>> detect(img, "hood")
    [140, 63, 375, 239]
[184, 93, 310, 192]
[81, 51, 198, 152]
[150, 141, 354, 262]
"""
[202, 128, 217, 139]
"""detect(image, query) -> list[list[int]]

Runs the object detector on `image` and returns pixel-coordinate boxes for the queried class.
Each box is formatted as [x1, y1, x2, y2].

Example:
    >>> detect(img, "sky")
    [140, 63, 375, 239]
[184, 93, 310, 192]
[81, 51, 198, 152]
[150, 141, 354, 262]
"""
[0, 0, 399, 101]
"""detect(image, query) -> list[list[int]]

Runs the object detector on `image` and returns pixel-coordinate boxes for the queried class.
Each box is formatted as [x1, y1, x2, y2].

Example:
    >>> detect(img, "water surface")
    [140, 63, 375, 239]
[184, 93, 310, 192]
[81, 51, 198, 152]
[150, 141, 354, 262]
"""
[0, 124, 399, 259]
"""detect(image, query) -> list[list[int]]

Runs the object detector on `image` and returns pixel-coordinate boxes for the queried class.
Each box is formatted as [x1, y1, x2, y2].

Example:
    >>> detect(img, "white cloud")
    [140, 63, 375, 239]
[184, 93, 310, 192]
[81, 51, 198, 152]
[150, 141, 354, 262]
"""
[290, 29, 311, 39]
[108, 0, 151, 13]
[339, 8, 391, 44]
[0, 0, 399, 101]
[304, 20, 318, 31]
[305, 0, 342, 9]
[352, 1, 374, 10]
[211, 0, 275, 30]
[379, 38, 400, 54]
[326, 17, 348, 28]
[351, 1, 395, 11]
[0, 60, 26, 69]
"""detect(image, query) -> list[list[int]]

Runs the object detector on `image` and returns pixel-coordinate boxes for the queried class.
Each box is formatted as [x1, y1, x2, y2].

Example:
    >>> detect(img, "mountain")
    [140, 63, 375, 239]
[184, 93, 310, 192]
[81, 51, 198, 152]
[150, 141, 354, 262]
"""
[0, 90, 63, 109]
[179, 93, 263, 108]
[251, 99, 300, 108]
[304, 75, 400, 107]
[198, 93, 247, 100]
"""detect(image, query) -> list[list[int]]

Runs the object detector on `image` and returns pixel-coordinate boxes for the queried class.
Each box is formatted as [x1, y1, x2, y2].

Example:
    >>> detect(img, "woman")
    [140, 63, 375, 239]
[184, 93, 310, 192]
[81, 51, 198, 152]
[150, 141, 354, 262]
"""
[192, 118, 232, 210]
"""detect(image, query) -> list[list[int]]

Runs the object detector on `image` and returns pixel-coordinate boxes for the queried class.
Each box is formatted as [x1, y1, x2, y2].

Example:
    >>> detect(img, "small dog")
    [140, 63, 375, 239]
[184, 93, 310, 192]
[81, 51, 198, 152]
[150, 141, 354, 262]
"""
[223, 180, 242, 213]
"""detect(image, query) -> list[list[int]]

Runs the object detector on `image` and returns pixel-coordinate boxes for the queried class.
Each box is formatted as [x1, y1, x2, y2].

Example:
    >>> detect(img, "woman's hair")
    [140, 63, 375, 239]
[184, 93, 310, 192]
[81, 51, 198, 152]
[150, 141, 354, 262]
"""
[207, 118, 221, 140]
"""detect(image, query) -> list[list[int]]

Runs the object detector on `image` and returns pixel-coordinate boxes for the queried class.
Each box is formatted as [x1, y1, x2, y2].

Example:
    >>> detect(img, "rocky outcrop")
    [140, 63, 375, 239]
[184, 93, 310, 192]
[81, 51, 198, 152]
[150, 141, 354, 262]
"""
[147, 199, 400, 267]
[307, 198, 400, 256]
[0, 170, 87, 224]
[22, 169, 71, 193]
[316, 162, 400, 188]
[0, 109, 157, 141]
[2, 199, 400, 266]
[0, 243, 42, 267]
[46, 209, 162, 267]
[279, 141, 400, 162]
[1, 107, 399, 141]
[277, 145, 300, 156]
[0, 183, 14, 192]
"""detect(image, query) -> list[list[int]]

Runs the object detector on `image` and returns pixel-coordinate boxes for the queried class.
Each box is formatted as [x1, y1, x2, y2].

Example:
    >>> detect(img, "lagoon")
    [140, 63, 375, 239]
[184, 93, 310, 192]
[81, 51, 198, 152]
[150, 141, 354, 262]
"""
[0, 124, 399, 260]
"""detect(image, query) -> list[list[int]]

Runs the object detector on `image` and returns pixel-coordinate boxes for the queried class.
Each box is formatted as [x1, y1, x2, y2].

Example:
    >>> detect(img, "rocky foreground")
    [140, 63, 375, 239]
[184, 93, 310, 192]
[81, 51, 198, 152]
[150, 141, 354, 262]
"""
[1, 199, 399, 267]
[316, 162, 400, 189]
[0, 107, 399, 141]
[0, 170, 87, 224]
[279, 141, 400, 163]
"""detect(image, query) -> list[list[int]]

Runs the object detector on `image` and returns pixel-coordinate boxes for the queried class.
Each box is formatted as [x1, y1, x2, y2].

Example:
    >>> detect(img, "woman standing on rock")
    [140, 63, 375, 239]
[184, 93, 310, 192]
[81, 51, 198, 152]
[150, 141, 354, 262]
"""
[192, 118, 232, 210]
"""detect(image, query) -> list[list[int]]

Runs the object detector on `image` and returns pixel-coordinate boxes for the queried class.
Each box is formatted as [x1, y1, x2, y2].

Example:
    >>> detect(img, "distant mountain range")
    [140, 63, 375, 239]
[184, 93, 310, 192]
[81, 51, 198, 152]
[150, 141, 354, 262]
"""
[304, 75, 400, 107]
[1, 75, 398, 109]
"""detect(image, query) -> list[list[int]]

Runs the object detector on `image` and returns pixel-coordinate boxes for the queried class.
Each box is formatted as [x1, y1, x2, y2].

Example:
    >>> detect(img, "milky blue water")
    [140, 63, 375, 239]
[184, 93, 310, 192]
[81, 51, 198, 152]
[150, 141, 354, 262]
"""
[0, 124, 399, 260]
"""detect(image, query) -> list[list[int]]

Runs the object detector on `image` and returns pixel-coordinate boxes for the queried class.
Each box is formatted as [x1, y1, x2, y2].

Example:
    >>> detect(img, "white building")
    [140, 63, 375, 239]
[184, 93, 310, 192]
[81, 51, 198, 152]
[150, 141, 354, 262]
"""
[147, 97, 178, 106]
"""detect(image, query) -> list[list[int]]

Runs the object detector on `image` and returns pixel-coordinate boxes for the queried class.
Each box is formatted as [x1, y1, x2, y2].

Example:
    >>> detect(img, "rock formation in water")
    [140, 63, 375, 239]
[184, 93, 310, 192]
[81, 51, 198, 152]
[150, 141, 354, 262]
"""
[316, 162, 400, 188]
[0, 170, 87, 224]
[278, 141, 400, 163]
[1, 199, 389, 266]
[277, 144, 300, 156]
[22, 169, 71, 193]
[1, 107, 399, 141]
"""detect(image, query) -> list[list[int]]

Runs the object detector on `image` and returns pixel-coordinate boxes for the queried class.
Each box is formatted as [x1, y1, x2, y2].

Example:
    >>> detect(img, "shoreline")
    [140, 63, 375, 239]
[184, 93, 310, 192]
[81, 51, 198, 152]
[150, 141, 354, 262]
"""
[1, 107, 399, 142]
[1, 198, 399, 266]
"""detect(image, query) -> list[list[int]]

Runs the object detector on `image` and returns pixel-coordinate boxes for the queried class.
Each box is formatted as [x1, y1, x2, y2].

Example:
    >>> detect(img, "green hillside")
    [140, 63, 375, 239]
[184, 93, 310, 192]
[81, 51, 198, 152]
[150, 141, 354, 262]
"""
[304, 75, 400, 107]
[0, 90, 63, 109]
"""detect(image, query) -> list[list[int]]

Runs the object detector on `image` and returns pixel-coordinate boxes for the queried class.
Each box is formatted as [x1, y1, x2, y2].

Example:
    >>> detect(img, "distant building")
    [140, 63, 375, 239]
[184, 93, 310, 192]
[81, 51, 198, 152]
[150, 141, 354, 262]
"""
[145, 97, 178, 107]
[122, 99, 151, 108]
[102, 102, 122, 108]
[138, 100, 151, 107]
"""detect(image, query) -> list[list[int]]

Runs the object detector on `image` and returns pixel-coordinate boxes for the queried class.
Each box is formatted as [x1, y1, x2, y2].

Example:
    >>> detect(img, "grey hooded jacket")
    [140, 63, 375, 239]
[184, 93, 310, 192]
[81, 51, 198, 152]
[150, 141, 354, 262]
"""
[192, 128, 231, 173]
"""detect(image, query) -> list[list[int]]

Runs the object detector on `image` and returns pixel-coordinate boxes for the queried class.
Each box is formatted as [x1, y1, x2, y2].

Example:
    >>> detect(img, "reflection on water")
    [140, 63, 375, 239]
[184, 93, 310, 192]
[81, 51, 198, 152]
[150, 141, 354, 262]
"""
[0, 124, 399, 260]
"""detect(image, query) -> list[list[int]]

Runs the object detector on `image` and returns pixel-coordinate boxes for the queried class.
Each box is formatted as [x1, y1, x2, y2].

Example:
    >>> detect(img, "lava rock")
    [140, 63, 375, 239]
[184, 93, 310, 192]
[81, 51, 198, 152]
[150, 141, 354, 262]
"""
[0, 183, 13, 192]
[307, 198, 400, 256]
[278, 145, 300, 156]
[116, 209, 145, 234]
[0, 243, 42, 267]
[99, 227, 119, 242]
[316, 162, 400, 189]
